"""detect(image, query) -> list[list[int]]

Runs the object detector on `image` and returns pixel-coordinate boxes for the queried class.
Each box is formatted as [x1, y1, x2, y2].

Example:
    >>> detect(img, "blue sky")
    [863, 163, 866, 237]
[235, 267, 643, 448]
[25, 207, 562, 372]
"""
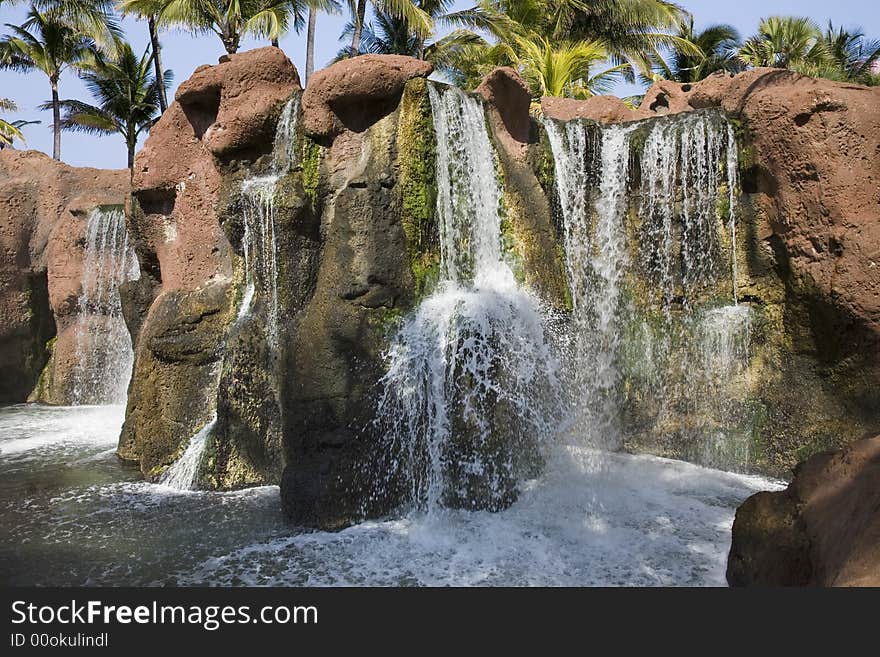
[1, 0, 878, 169]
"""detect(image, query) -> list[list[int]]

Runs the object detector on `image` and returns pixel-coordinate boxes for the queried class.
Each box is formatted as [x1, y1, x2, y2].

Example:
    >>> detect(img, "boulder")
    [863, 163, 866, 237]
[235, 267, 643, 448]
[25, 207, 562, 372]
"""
[175, 46, 301, 158]
[301, 54, 433, 142]
[729, 435, 880, 586]
[0, 149, 128, 403]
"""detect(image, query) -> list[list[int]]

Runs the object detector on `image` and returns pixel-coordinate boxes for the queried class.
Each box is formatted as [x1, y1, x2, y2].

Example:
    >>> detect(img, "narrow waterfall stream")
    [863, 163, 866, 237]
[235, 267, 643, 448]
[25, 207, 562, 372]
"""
[158, 94, 300, 491]
[0, 99, 784, 587]
[71, 206, 139, 405]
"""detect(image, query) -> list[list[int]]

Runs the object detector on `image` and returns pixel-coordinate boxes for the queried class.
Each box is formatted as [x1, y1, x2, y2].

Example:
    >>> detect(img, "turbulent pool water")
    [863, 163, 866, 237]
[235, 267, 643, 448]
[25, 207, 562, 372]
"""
[0, 405, 779, 586]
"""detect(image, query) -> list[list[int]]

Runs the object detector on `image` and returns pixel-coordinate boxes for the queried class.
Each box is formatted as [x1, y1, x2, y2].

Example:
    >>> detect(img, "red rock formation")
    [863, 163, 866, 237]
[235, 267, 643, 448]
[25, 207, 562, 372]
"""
[0, 149, 128, 402]
[728, 435, 880, 586]
[301, 54, 433, 142]
[476, 67, 533, 160]
[120, 47, 302, 478]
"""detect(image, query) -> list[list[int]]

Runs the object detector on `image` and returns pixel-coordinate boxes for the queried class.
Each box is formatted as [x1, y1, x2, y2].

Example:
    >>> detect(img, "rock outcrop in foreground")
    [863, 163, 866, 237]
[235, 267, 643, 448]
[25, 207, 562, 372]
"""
[0, 149, 129, 403]
[728, 435, 880, 586]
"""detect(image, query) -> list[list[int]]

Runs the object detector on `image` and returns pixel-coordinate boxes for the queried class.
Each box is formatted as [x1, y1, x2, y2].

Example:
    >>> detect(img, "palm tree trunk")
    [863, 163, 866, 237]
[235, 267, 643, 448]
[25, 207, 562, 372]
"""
[272, 38, 279, 47]
[351, 0, 367, 55]
[305, 8, 316, 83]
[127, 134, 135, 169]
[50, 78, 60, 160]
[148, 16, 168, 113]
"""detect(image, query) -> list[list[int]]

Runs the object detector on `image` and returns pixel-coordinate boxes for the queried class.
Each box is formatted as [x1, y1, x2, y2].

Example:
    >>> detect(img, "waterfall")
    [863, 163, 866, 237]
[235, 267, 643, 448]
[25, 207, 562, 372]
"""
[545, 121, 636, 446]
[71, 206, 139, 405]
[546, 110, 748, 467]
[376, 84, 560, 512]
[240, 176, 280, 346]
[237, 93, 300, 343]
[159, 414, 217, 490]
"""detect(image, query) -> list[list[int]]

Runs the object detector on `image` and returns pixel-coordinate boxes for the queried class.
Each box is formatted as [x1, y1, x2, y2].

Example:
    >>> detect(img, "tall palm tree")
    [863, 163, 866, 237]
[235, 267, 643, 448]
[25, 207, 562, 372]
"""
[667, 17, 741, 82]
[0, 7, 96, 159]
[738, 16, 828, 70]
[117, 0, 170, 112]
[145, 0, 301, 54]
[51, 41, 170, 166]
[304, 0, 339, 83]
[4, 0, 123, 51]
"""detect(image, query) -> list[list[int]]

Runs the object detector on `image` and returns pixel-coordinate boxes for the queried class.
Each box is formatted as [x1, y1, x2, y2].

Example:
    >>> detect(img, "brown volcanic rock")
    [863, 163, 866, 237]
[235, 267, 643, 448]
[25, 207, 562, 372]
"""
[0, 149, 128, 402]
[476, 67, 532, 159]
[175, 46, 301, 158]
[729, 435, 880, 586]
[121, 47, 300, 477]
[541, 95, 640, 124]
[302, 54, 432, 141]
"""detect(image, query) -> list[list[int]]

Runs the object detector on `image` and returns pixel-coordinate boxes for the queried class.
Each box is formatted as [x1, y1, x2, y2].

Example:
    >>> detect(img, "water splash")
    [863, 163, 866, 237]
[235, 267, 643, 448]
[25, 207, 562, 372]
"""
[71, 206, 139, 405]
[159, 415, 217, 491]
[376, 84, 561, 513]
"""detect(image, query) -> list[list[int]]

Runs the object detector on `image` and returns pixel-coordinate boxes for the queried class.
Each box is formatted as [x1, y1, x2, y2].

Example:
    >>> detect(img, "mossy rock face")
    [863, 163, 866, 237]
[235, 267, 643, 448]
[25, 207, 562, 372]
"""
[396, 77, 440, 299]
[118, 279, 237, 478]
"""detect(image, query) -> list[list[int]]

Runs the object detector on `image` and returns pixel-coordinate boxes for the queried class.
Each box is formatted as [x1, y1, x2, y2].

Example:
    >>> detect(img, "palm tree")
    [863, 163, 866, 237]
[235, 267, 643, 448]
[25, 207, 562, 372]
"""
[338, 10, 419, 57]
[668, 17, 741, 82]
[52, 41, 170, 166]
[0, 98, 26, 148]
[117, 0, 171, 112]
[514, 34, 628, 98]
[816, 22, 880, 85]
[145, 0, 301, 54]
[492, 0, 699, 79]
[738, 16, 828, 70]
[0, 7, 96, 159]
[348, 0, 431, 55]
[4, 0, 123, 51]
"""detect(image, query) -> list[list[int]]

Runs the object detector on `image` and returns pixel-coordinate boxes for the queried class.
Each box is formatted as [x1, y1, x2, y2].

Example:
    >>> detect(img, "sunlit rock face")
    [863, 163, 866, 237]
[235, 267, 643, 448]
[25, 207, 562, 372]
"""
[0, 149, 129, 404]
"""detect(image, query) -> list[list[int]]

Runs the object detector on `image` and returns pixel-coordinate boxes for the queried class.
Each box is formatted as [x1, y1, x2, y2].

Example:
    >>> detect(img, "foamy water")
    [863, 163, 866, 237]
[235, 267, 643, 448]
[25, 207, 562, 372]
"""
[0, 404, 781, 586]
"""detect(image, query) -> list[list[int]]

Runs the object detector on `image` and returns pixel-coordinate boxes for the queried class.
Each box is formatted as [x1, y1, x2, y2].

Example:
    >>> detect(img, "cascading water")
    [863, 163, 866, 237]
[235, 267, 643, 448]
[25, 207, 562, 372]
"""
[159, 415, 217, 490]
[71, 205, 139, 405]
[239, 176, 280, 345]
[236, 93, 300, 342]
[160, 95, 300, 487]
[546, 110, 750, 469]
[376, 84, 561, 512]
[545, 121, 636, 448]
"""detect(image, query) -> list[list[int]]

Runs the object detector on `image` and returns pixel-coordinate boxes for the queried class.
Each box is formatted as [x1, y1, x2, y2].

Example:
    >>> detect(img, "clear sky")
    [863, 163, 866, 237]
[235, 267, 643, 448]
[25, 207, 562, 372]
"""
[1, 0, 878, 169]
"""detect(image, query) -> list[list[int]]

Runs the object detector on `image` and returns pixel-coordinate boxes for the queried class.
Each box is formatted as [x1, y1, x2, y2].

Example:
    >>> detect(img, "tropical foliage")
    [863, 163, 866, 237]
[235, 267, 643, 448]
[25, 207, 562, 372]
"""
[0, 7, 97, 159]
[51, 41, 170, 166]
